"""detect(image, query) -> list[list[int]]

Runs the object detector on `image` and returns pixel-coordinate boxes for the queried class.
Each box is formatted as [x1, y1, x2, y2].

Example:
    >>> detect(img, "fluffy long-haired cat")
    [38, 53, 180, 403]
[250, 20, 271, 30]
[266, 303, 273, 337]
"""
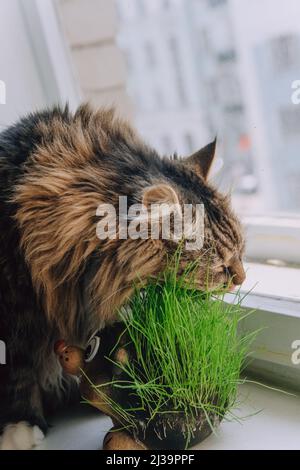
[0, 104, 245, 450]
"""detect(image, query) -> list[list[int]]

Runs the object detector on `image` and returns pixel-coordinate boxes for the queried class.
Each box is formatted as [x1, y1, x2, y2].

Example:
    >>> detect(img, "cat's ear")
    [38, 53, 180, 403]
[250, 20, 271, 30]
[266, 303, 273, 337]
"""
[185, 138, 217, 180]
[142, 183, 179, 208]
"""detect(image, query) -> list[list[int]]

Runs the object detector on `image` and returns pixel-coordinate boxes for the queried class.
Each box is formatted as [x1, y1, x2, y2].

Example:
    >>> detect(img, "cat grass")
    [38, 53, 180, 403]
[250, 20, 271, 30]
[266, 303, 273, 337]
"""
[90, 258, 254, 446]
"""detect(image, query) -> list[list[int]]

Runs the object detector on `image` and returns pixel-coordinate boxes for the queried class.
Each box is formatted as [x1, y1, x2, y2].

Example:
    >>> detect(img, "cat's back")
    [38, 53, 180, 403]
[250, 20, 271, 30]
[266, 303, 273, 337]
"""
[0, 106, 72, 191]
[0, 104, 158, 184]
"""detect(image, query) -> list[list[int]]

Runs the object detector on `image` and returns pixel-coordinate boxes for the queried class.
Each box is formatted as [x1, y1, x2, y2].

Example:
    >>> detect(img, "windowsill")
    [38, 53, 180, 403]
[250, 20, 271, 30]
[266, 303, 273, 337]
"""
[243, 215, 300, 266]
[37, 382, 300, 450]
[228, 262, 300, 318]
[197, 382, 300, 450]
[242, 262, 299, 302]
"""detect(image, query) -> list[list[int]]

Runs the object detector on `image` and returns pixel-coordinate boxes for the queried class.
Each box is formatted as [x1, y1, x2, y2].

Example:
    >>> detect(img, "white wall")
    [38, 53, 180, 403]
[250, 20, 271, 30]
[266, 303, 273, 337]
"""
[58, 0, 132, 117]
[0, 0, 49, 126]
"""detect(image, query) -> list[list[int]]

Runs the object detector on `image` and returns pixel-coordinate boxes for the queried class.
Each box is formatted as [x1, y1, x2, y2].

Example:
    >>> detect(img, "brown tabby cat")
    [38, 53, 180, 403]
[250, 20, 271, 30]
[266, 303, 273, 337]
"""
[0, 104, 245, 449]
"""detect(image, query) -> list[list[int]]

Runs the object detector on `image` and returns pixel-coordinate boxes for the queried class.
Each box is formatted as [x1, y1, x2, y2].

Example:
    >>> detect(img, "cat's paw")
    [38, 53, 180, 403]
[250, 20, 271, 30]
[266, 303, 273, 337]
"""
[0, 421, 44, 450]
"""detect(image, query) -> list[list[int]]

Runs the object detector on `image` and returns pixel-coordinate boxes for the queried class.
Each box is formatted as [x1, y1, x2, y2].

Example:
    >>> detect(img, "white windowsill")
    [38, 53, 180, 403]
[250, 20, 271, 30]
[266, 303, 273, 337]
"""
[38, 383, 300, 450]
[230, 262, 300, 318]
[243, 215, 300, 265]
[242, 262, 299, 302]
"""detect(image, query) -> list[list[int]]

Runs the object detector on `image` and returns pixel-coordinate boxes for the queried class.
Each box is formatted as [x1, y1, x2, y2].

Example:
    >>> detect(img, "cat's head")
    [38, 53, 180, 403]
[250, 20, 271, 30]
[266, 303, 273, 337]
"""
[93, 111, 245, 304]
[128, 139, 246, 294]
[88, 138, 246, 323]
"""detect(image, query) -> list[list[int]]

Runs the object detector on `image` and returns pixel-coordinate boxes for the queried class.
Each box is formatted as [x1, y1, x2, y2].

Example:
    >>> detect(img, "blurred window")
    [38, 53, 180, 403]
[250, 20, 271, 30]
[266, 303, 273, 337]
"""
[161, 135, 173, 154]
[184, 133, 195, 154]
[145, 41, 156, 67]
[279, 106, 300, 137]
[217, 49, 236, 63]
[168, 36, 187, 106]
[136, 0, 146, 16]
[271, 35, 300, 72]
[207, 0, 228, 8]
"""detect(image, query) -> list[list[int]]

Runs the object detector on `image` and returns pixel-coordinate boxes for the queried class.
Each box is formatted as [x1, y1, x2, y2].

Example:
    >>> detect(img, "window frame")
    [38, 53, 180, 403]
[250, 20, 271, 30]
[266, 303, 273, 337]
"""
[20, 0, 80, 110]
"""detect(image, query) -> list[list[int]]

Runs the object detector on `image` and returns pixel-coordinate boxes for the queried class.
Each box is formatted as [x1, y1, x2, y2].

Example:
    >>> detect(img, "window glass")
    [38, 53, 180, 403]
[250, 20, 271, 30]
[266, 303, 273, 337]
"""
[117, 0, 300, 215]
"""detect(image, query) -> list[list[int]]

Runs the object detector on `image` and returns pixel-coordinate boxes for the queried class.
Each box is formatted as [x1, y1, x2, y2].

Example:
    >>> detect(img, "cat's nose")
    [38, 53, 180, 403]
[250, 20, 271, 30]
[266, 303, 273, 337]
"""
[228, 257, 246, 286]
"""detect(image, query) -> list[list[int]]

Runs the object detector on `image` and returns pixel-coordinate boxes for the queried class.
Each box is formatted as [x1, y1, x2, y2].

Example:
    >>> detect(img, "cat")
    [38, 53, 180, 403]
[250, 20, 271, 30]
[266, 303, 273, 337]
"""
[0, 104, 245, 450]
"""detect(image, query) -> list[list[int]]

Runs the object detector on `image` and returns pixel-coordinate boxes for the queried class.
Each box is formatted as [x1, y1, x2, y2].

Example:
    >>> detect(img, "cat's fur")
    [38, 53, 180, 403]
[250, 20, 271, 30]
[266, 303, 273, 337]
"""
[0, 104, 245, 449]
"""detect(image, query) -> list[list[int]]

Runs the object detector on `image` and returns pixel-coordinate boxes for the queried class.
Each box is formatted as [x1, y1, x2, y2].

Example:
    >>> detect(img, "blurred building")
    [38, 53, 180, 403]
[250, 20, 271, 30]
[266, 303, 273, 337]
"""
[116, 0, 300, 214]
[4, 0, 298, 214]
[229, 0, 300, 212]
[116, 0, 209, 157]
[192, 0, 300, 212]
[188, 0, 256, 203]
[116, 0, 257, 213]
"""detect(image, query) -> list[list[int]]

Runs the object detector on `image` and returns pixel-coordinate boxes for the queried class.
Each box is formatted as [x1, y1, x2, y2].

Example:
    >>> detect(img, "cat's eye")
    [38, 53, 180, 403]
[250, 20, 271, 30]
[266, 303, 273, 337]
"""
[216, 265, 228, 274]
[223, 266, 230, 276]
[84, 336, 100, 363]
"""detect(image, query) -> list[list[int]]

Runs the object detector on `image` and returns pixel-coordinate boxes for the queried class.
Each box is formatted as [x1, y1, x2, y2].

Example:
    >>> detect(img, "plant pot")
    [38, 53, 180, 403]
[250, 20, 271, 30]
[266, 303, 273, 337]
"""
[130, 410, 221, 450]
[79, 322, 224, 450]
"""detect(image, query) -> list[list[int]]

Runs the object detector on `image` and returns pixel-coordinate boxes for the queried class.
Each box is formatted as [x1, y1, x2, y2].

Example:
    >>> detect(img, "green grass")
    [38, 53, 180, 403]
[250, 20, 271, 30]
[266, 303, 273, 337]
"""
[89, 255, 255, 446]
